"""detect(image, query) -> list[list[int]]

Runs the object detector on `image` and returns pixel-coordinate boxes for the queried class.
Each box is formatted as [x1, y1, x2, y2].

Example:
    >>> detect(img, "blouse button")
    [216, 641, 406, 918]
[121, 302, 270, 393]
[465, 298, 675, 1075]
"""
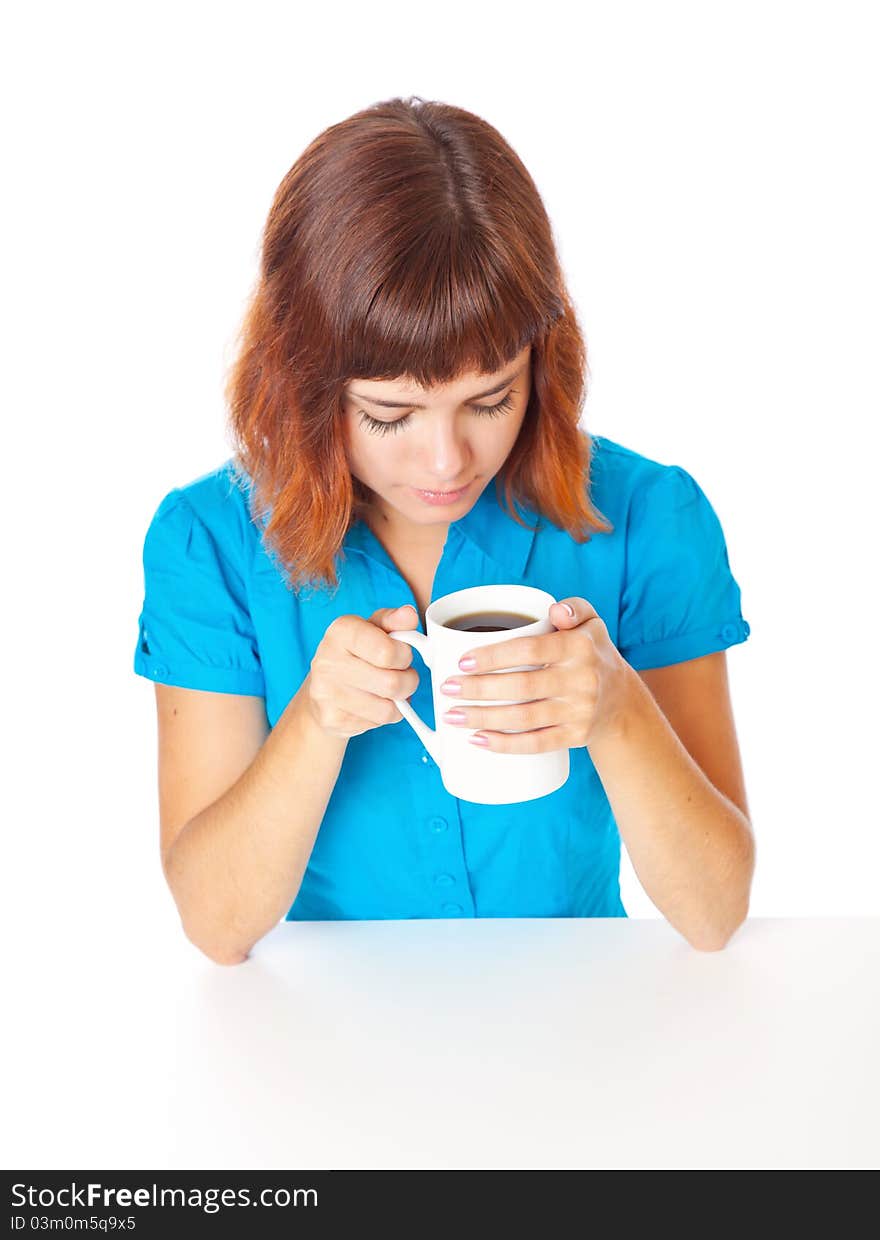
[721, 623, 738, 641]
[441, 903, 463, 916]
[428, 817, 448, 833]
[153, 665, 168, 677]
[433, 873, 455, 888]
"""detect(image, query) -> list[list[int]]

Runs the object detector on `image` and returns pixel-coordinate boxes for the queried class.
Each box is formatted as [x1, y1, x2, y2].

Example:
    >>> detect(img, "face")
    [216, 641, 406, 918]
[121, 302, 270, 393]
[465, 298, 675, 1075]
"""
[342, 344, 532, 544]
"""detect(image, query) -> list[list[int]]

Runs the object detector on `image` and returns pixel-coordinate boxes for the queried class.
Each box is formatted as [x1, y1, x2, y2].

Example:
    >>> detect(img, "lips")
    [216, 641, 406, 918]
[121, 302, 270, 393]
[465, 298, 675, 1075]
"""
[410, 480, 473, 506]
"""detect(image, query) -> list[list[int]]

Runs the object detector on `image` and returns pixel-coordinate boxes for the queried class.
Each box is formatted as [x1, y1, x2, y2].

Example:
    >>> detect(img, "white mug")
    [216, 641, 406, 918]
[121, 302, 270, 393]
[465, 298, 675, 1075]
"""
[389, 584, 570, 805]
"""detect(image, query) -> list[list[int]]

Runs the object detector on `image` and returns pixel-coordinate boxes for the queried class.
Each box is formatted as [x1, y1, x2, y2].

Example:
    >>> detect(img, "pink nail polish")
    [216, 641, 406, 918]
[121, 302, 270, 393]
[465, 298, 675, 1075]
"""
[468, 734, 489, 747]
[459, 656, 476, 671]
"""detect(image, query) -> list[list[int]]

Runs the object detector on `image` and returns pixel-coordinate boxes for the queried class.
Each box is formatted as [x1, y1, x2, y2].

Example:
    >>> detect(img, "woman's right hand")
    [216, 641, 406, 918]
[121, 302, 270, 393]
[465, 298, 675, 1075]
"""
[306, 605, 422, 739]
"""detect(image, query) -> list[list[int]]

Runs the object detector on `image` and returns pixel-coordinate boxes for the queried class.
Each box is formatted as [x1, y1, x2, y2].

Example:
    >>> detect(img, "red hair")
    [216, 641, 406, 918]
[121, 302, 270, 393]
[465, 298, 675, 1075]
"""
[225, 96, 613, 595]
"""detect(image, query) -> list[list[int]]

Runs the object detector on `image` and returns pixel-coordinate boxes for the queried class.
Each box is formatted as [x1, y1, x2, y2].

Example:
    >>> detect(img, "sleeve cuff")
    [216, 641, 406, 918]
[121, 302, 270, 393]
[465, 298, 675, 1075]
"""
[619, 617, 751, 672]
[133, 649, 266, 696]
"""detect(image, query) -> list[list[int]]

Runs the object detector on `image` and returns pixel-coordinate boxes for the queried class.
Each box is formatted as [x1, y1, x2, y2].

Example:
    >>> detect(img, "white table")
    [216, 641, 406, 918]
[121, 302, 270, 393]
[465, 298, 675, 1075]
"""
[7, 917, 879, 1170]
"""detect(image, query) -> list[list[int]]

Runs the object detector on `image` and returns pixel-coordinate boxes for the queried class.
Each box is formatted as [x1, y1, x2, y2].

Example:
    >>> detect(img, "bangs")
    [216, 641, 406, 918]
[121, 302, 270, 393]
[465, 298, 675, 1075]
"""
[327, 239, 562, 388]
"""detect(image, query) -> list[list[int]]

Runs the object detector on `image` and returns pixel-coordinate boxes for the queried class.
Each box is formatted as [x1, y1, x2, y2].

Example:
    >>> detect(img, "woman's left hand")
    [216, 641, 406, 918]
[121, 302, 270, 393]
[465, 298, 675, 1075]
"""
[439, 597, 634, 752]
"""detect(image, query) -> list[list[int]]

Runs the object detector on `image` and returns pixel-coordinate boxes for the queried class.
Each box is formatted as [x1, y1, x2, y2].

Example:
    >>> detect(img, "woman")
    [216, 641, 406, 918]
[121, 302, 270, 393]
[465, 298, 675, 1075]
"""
[135, 96, 754, 964]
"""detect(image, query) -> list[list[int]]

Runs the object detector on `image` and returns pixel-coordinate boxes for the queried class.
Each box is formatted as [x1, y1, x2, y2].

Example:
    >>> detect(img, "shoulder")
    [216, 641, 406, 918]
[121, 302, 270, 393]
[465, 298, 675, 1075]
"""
[587, 432, 704, 525]
[146, 458, 261, 565]
[162, 457, 256, 529]
[588, 431, 692, 499]
[147, 456, 259, 543]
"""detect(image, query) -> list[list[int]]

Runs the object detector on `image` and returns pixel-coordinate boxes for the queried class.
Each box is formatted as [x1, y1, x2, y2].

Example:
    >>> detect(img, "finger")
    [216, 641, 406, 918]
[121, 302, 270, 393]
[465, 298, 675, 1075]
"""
[336, 683, 408, 727]
[441, 697, 559, 733]
[453, 631, 555, 675]
[453, 599, 603, 672]
[440, 666, 556, 702]
[467, 724, 571, 754]
[341, 649, 420, 702]
[346, 609, 418, 668]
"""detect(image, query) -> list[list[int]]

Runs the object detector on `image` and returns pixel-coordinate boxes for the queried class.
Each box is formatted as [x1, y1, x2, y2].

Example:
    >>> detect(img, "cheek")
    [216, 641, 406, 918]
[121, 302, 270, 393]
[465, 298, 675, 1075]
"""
[493, 410, 527, 453]
[346, 415, 384, 460]
[350, 431, 406, 480]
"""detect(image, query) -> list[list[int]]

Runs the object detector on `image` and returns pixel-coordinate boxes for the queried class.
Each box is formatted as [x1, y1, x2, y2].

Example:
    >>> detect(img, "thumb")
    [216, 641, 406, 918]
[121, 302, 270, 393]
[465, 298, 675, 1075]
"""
[375, 604, 420, 631]
[550, 597, 599, 628]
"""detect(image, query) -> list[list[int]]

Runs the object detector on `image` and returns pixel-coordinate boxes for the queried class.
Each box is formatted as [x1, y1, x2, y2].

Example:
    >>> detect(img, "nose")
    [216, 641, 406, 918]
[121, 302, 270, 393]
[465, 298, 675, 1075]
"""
[421, 417, 470, 484]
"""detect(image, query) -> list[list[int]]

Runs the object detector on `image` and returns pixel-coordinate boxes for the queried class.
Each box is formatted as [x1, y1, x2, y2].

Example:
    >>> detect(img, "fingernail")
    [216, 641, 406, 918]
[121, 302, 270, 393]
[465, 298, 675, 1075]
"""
[561, 603, 575, 618]
[441, 680, 461, 694]
[468, 733, 490, 747]
[442, 709, 466, 723]
[458, 656, 476, 671]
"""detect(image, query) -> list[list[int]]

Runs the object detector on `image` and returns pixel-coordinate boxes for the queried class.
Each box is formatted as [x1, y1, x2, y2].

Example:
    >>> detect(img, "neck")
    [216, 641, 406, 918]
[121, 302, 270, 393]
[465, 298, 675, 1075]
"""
[366, 507, 449, 560]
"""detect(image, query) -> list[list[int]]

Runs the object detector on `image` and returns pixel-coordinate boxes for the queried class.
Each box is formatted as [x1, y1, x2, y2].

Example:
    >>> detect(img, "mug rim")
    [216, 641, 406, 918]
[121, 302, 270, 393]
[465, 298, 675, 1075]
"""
[425, 584, 556, 634]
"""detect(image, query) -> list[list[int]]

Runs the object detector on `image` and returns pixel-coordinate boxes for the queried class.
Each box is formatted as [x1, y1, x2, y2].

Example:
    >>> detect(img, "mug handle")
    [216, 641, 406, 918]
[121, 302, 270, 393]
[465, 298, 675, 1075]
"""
[388, 629, 442, 765]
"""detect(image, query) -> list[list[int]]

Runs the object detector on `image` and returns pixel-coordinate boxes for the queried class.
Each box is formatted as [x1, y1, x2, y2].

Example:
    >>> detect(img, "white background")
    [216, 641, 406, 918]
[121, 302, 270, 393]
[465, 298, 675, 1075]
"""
[3, 0, 878, 1052]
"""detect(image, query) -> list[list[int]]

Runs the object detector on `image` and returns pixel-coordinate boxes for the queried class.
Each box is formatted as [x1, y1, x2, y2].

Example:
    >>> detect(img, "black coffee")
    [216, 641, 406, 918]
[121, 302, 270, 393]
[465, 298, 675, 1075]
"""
[444, 610, 537, 633]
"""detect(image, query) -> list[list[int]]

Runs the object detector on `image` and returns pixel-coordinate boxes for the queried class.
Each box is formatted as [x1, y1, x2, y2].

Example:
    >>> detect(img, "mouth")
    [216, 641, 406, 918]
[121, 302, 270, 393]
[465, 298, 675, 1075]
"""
[410, 480, 473, 504]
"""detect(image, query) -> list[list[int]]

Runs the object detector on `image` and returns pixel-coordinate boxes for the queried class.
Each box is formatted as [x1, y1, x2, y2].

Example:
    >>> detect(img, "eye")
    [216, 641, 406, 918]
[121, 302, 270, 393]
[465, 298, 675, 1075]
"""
[358, 390, 517, 436]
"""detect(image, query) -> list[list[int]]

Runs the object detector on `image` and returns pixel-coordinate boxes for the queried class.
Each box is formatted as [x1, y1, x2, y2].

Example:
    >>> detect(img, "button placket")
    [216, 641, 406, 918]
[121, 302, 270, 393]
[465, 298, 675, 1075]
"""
[424, 813, 473, 916]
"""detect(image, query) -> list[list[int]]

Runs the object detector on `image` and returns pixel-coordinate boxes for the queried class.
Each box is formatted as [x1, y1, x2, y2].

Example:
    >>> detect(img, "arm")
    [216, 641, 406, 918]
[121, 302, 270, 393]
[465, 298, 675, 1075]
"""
[163, 674, 348, 965]
[439, 601, 755, 951]
[587, 654, 755, 952]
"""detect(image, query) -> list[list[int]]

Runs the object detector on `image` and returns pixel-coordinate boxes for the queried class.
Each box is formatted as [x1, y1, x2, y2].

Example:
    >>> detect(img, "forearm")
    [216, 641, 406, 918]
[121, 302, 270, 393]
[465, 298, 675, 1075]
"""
[164, 674, 348, 964]
[587, 665, 755, 951]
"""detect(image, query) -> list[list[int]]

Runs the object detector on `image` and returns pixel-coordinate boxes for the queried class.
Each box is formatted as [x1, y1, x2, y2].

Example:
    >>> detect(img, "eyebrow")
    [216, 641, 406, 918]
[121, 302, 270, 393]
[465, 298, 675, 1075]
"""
[349, 368, 520, 409]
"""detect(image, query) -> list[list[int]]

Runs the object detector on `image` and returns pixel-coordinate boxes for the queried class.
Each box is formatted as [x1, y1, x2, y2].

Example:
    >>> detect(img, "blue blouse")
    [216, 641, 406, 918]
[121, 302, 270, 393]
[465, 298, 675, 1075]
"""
[134, 434, 751, 922]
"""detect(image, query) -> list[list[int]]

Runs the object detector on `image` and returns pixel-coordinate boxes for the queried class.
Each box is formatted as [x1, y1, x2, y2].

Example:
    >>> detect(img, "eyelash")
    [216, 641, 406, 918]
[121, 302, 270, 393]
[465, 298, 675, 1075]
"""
[358, 390, 517, 436]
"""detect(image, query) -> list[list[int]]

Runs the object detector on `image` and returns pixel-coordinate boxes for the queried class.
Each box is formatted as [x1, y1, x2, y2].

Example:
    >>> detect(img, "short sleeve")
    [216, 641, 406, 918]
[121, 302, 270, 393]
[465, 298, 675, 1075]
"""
[133, 490, 266, 696]
[617, 466, 751, 671]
